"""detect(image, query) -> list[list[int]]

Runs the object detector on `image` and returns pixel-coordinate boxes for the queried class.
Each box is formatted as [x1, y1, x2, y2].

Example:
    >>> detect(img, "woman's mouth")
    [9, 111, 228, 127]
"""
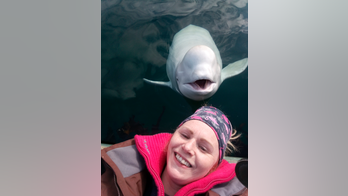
[175, 152, 192, 167]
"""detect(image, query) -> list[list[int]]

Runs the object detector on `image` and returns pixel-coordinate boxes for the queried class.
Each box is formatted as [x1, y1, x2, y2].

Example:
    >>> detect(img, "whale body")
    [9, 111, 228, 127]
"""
[144, 24, 248, 101]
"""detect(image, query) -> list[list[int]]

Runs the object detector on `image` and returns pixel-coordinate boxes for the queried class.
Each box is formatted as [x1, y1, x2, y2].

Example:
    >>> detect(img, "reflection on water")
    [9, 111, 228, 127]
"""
[101, 0, 248, 157]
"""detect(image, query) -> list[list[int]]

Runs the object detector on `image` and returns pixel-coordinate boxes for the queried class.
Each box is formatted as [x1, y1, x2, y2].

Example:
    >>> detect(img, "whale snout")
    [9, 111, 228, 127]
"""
[179, 79, 218, 101]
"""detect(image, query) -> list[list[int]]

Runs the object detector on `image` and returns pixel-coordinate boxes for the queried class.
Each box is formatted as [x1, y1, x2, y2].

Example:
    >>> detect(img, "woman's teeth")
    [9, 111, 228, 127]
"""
[175, 153, 191, 167]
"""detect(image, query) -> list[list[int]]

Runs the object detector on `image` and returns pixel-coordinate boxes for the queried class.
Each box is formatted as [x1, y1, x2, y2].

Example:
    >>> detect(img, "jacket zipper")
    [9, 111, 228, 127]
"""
[137, 145, 164, 196]
[104, 162, 122, 196]
[182, 171, 235, 196]
[113, 173, 121, 196]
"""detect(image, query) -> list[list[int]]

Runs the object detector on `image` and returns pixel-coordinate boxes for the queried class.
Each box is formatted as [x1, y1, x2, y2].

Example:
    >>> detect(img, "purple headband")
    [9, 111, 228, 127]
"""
[178, 106, 233, 164]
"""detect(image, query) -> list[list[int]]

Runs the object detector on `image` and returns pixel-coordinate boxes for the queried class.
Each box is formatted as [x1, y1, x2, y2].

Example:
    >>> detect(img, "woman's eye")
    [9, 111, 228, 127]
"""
[181, 133, 188, 139]
[200, 146, 207, 151]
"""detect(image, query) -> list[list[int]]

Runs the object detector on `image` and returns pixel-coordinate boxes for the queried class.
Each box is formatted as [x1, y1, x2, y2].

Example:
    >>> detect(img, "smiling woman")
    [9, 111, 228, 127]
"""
[101, 106, 247, 196]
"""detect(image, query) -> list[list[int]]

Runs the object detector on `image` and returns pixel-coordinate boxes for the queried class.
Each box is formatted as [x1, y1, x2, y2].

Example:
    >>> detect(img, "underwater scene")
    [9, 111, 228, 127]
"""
[101, 0, 248, 158]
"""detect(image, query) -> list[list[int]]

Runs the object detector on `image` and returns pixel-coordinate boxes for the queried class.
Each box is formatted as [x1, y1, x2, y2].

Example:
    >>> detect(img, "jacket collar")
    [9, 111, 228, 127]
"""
[134, 133, 236, 196]
[135, 133, 171, 196]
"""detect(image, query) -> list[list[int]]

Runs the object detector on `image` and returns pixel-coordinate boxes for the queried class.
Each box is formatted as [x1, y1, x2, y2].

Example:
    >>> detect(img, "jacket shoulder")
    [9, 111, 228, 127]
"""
[102, 138, 150, 196]
[210, 176, 246, 196]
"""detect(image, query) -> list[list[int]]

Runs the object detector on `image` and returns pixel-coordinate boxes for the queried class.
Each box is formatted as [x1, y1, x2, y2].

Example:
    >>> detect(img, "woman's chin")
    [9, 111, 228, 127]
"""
[166, 160, 194, 185]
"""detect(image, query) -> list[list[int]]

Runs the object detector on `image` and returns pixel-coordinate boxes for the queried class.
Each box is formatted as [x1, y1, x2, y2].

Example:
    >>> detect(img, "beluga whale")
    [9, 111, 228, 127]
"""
[143, 24, 248, 101]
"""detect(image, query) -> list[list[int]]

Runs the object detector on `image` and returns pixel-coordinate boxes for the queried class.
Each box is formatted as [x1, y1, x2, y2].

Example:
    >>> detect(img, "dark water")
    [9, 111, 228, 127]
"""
[101, 0, 248, 158]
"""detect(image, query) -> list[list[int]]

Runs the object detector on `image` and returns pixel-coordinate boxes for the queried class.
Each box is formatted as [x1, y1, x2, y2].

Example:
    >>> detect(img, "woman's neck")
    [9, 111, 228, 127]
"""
[161, 166, 183, 196]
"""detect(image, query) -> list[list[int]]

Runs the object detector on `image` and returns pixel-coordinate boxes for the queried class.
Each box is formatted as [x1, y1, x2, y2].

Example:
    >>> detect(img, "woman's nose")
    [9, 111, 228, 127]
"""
[182, 140, 195, 155]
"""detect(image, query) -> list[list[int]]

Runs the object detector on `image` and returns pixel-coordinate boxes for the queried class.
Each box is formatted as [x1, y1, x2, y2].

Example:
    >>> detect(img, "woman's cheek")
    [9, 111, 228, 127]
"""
[199, 154, 215, 169]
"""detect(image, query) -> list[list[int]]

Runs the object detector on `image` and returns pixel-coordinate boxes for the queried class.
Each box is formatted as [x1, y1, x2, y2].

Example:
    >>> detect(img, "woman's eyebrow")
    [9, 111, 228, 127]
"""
[199, 138, 213, 149]
[180, 127, 193, 135]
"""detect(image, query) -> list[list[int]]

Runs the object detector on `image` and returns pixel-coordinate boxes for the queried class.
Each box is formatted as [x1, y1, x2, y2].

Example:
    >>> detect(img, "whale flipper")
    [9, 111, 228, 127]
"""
[143, 78, 172, 89]
[221, 58, 248, 82]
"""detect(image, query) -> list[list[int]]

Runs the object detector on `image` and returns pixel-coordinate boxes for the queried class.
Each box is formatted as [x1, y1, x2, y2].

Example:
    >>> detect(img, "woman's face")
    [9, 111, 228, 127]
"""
[165, 120, 219, 185]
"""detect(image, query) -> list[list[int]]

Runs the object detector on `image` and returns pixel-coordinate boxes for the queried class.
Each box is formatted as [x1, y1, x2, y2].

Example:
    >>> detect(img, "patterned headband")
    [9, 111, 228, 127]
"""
[178, 106, 233, 164]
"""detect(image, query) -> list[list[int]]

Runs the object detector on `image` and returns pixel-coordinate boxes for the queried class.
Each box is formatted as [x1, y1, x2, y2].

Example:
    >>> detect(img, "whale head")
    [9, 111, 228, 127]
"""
[175, 45, 221, 101]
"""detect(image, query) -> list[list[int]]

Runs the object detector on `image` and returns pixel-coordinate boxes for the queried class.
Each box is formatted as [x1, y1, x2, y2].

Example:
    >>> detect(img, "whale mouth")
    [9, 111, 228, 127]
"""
[189, 79, 213, 90]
